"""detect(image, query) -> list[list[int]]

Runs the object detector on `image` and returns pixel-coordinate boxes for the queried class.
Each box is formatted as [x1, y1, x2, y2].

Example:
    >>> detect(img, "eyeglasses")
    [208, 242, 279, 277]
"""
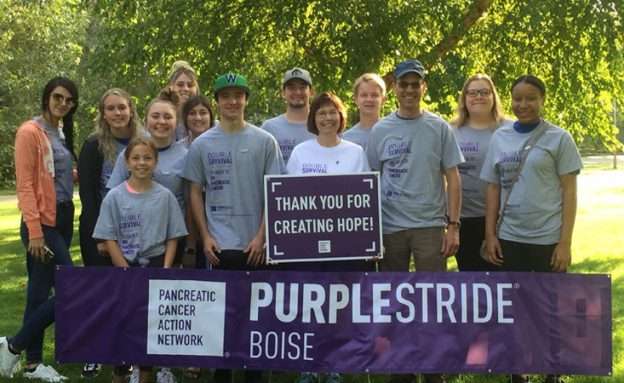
[51, 93, 75, 106]
[466, 88, 492, 97]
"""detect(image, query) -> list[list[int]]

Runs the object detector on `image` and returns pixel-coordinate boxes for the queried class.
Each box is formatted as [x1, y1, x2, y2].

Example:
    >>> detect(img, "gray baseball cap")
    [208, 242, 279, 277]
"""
[282, 67, 312, 86]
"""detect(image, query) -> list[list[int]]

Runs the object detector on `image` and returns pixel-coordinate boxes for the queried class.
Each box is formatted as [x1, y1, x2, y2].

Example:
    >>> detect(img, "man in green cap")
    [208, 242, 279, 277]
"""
[182, 72, 283, 383]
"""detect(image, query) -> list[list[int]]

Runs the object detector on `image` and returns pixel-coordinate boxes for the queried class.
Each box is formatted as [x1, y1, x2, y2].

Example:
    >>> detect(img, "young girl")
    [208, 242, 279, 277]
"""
[93, 137, 187, 383]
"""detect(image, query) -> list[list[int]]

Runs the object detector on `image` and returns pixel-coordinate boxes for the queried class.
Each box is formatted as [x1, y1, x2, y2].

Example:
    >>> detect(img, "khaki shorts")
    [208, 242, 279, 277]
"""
[380, 227, 446, 272]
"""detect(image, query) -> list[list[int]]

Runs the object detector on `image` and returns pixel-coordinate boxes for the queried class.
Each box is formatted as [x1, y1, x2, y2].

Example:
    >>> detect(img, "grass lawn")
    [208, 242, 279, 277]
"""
[0, 161, 622, 382]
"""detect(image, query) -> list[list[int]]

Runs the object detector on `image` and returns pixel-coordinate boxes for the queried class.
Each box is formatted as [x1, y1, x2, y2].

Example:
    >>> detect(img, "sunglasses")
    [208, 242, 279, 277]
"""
[51, 93, 75, 106]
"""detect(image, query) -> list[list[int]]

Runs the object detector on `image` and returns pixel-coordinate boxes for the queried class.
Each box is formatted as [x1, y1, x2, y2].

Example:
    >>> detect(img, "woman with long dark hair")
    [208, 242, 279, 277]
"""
[9, 76, 79, 381]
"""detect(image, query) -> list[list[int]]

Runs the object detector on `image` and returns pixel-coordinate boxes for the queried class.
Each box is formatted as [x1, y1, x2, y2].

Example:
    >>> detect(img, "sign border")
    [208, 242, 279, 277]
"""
[264, 172, 383, 264]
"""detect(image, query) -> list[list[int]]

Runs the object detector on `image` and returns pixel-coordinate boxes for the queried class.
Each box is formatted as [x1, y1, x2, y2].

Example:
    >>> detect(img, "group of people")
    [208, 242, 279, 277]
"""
[0, 58, 581, 383]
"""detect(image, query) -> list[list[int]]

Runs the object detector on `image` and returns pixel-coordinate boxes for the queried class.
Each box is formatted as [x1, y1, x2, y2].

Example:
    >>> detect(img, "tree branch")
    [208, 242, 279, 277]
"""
[384, 0, 492, 89]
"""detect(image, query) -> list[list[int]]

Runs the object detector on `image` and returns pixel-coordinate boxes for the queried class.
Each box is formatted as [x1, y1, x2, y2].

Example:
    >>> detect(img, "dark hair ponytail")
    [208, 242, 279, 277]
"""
[41, 77, 79, 160]
[511, 75, 546, 98]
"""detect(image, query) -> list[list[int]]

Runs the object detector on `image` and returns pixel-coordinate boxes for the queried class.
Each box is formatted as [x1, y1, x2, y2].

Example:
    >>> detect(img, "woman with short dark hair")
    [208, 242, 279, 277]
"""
[287, 92, 367, 175]
[481, 74, 582, 383]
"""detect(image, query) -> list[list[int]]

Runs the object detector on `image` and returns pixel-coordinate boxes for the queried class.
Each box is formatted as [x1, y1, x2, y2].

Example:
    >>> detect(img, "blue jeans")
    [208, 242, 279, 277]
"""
[11, 297, 55, 353]
[19, 202, 74, 363]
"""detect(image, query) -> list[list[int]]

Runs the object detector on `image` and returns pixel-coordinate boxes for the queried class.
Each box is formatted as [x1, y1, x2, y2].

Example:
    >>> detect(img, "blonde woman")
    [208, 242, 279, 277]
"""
[166, 60, 200, 140]
[450, 74, 508, 271]
[77, 88, 143, 378]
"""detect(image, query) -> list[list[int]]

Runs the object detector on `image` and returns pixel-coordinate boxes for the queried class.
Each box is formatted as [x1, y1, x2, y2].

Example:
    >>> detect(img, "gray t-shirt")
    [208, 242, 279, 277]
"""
[93, 182, 188, 264]
[454, 122, 511, 218]
[261, 114, 314, 164]
[342, 123, 372, 150]
[480, 120, 582, 245]
[366, 111, 465, 233]
[174, 122, 187, 142]
[182, 123, 283, 250]
[35, 117, 73, 202]
[107, 140, 188, 209]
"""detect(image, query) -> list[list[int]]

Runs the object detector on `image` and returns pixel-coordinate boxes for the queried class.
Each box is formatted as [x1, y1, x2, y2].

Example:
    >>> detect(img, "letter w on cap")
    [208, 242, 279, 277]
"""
[225, 73, 238, 83]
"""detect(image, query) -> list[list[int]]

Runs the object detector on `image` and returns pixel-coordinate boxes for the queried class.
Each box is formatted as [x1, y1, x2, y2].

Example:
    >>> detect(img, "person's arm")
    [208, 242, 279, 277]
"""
[441, 166, 461, 257]
[181, 182, 198, 267]
[245, 215, 266, 266]
[15, 124, 46, 259]
[106, 150, 129, 189]
[189, 182, 220, 265]
[163, 238, 179, 268]
[551, 174, 577, 272]
[106, 240, 129, 267]
[78, 138, 102, 229]
[484, 183, 503, 265]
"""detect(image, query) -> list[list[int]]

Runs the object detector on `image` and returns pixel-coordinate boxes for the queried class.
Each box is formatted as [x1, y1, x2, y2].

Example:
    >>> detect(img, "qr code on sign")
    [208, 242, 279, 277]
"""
[318, 240, 331, 254]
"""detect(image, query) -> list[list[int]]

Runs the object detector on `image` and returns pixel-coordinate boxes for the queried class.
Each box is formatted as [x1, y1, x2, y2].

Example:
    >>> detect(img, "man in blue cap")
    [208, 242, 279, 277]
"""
[366, 60, 464, 383]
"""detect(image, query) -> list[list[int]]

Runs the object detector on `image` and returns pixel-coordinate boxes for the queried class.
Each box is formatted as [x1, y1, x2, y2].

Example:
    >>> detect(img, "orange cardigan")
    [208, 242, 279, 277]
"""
[15, 119, 57, 240]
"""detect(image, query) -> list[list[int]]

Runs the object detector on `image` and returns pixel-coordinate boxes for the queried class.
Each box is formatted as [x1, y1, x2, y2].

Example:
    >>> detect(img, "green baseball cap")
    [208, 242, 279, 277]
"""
[213, 72, 250, 98]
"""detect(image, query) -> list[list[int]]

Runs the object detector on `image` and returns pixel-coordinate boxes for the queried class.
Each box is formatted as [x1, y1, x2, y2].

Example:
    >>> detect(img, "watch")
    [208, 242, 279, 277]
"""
[447, 220, 461, 228]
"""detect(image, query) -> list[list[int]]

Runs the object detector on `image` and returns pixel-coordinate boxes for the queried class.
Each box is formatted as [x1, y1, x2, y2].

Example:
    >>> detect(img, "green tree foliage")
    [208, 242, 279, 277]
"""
[86, 0, 624, 145]
[0, 0, 88, 186]
[1, 0, 622, 186]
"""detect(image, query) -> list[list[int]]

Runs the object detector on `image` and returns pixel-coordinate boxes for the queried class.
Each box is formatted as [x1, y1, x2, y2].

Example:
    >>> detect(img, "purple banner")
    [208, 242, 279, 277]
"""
[55, 268, 611, 375]
[264, 173, 382, 263]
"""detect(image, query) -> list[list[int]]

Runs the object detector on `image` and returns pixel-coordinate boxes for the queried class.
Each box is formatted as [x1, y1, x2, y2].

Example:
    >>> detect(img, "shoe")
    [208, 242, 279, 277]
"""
[183, 367, 201, 379]
[81, 363, 101, 378]
[0, 337, 20, 378]
[22, 364, 67, 382]
[156, 367, 177, 383]
[297, 372, 319, 383]
[511, 375, 530, 383]
[325, 372, 342, 383]
[129, 367, 140, 383]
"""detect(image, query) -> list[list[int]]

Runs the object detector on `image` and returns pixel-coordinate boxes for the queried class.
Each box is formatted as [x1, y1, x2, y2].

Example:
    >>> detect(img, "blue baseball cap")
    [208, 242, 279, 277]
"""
[394, 59, 426, 79]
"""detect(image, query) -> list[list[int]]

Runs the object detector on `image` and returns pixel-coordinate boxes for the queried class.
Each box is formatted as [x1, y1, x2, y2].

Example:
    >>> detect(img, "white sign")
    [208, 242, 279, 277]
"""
[147, 280, 226, 356]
